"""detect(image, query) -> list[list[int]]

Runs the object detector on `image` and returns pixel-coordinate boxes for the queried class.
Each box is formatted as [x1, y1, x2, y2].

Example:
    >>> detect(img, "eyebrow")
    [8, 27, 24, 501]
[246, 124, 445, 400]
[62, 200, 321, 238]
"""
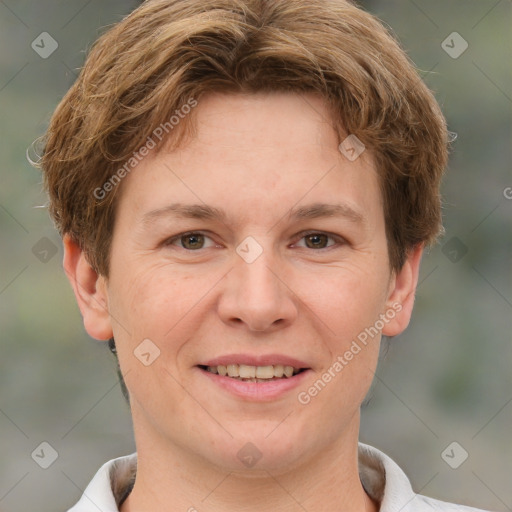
[141, 203, 226, 225]
[141, 202, 365, 226]
[290, 203, 364, 224]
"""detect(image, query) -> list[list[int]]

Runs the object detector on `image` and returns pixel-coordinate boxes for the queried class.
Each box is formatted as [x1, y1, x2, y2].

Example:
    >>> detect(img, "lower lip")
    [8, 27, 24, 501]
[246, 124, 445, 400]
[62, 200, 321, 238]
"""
[198, 367, 312, 401]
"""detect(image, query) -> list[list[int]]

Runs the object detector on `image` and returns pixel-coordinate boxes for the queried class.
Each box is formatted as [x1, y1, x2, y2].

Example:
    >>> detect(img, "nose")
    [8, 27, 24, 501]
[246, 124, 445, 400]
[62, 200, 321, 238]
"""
[217, 250, 298, 332]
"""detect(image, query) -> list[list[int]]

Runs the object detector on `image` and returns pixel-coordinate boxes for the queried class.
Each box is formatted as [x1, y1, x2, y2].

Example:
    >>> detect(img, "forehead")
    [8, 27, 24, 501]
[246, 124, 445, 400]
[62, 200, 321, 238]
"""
[116, 91, 383, 231]
[186, 92, 338, 149]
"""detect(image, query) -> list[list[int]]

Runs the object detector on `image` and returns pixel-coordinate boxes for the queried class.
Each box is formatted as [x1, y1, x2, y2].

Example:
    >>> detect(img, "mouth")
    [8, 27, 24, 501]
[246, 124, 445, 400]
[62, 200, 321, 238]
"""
[198, 364, 307, 382]
[196, 356, 312, 401]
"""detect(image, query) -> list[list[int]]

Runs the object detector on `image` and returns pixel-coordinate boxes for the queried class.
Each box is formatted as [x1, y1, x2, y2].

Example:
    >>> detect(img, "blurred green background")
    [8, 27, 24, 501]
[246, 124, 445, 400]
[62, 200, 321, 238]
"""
[0, 1, 511, 511]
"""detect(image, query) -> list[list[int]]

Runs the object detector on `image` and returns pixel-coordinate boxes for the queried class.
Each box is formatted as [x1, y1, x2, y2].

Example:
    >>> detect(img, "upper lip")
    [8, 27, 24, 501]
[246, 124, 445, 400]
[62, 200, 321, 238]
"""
[199, 354, 310, 369]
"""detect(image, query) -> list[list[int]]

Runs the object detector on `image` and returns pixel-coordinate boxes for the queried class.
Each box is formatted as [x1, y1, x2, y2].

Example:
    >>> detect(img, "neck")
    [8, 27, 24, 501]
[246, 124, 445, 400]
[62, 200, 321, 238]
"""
[121, 412, 379, 512]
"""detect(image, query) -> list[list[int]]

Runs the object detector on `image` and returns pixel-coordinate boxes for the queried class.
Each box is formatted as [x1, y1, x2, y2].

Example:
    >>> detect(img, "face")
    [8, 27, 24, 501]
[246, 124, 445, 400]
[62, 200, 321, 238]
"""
[66, 92, 421, 474]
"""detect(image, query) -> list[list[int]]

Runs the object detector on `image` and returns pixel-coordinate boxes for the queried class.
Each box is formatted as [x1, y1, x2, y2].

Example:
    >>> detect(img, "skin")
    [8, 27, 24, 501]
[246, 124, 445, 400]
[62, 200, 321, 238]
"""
[64, 92, 422, 512]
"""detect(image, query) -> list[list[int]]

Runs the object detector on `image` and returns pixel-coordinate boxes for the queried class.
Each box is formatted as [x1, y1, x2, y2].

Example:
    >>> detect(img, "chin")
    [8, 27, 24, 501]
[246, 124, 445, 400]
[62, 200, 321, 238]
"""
[197, 421, 316, 474]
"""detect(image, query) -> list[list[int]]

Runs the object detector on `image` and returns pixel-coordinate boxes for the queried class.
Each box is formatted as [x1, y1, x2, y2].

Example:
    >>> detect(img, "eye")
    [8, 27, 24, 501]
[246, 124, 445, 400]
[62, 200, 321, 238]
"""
[294, 231, 342, 250]
[166, 232, 216, 250]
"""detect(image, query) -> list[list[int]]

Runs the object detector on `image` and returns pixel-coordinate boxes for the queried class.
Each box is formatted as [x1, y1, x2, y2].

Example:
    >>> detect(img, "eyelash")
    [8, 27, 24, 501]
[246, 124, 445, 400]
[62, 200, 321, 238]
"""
[164, 230, 346, 251]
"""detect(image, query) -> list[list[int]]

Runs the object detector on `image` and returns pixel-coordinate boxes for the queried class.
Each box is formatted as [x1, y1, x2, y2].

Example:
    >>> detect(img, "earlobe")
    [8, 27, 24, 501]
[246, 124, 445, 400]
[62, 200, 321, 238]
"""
[63, 235, 113, 341]
[382, 244, 423, 337]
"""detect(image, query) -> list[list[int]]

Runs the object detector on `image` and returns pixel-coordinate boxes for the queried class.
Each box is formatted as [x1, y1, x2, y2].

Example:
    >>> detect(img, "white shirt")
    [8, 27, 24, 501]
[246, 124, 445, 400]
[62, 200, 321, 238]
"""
[67, 443, 492, 511]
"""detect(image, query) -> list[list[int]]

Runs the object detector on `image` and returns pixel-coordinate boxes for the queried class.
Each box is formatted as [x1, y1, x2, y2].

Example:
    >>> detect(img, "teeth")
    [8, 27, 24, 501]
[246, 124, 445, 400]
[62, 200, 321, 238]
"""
[283, 365, 294, 377]
[204, 364, 301, 380]
[227, 364, 238, 377]
[273, 364, 284, 378]
[255, 366, 274, 379]
[239, 365, 256, 378]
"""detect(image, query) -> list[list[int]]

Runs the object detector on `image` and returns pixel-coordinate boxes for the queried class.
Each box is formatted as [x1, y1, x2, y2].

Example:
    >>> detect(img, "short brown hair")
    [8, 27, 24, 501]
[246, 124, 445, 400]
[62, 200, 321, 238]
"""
[40, 0, 448, 275]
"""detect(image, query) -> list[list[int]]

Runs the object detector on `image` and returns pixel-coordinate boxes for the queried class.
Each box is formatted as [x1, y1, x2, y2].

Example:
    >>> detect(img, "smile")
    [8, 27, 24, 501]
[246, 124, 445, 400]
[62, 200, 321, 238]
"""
[197, 360, 311, 401]
[199, 364, 305, 382]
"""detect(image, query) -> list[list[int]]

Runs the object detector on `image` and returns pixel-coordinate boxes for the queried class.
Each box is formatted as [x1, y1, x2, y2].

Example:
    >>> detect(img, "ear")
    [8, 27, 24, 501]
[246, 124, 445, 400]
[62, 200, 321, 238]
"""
[63, 235, 113, 341]
[382, 244, 423, 337]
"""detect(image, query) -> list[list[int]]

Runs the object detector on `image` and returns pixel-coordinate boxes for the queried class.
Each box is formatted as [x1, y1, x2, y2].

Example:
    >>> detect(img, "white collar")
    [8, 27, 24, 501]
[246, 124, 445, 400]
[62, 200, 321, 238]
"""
[67, 443, 490, 511]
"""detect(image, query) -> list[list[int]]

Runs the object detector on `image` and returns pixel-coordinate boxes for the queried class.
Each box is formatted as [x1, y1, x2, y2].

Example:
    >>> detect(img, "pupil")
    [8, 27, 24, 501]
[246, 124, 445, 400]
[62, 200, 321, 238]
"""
[183, 234, 203, 249]
[307, 234, 327, 248]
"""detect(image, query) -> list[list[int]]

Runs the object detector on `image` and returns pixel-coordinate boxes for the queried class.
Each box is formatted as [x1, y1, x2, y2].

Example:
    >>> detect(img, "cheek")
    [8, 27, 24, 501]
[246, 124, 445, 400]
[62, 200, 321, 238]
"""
[293, 261, 388, 405]
[108, 262, 226, 366]
[109, 267, 204, 415]
[110, 260, 192, 332]
[295, 261, 390, 343]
